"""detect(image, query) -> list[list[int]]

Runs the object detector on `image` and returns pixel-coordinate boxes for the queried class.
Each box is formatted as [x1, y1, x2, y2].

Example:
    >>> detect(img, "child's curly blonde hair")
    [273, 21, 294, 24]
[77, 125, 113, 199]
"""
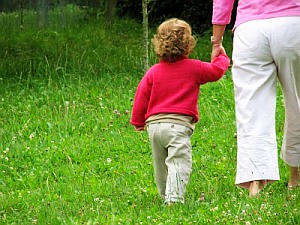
[152, 18, 196, 63]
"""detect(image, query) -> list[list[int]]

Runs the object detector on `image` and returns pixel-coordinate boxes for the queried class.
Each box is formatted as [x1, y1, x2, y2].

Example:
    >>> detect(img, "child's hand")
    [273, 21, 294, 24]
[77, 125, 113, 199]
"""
[211, 44, 226, 61]
[134, 126, 145, 131]
[218, 45, 226, 55]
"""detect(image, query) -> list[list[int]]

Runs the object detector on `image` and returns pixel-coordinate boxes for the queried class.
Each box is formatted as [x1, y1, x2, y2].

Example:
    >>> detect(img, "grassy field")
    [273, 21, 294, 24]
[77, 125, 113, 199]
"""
[0, 7, 299, 225]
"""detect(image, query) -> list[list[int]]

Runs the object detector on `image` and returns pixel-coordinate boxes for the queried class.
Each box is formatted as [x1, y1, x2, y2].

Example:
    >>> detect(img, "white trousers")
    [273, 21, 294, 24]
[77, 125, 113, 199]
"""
[147, 123, 193, 203]
[232, 17, 300, 188]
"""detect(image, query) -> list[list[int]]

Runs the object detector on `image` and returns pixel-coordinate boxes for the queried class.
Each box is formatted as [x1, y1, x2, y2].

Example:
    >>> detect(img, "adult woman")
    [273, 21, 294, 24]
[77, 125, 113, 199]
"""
[211, 0, 300, 196]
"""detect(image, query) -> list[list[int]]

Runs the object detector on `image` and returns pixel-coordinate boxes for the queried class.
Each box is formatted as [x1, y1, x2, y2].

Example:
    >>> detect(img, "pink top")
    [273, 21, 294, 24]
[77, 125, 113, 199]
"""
[212, 0, 300, 29]
[130, 54, 230, 127]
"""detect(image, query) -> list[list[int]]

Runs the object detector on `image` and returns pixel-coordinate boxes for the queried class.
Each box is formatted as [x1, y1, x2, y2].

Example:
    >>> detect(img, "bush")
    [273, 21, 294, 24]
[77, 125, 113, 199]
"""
[117, 0, 237, 34]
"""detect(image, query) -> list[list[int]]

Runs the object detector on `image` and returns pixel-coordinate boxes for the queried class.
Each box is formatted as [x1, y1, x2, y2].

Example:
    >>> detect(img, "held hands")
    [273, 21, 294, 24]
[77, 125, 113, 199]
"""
[211, 44, 226, 62]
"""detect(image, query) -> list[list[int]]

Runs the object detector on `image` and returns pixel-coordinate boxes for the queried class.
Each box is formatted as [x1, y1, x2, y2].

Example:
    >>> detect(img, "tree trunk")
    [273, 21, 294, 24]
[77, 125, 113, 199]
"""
[105, 0, 117, 27]
[142, 0, 149, 72]
[37, 0, 49, 28]
[19, 0, 24, 29]
[59, 0, 66, 27]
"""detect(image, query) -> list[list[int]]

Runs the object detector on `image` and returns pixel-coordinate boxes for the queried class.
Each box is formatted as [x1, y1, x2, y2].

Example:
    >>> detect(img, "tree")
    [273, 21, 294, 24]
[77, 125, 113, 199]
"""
[19, 0, 24, 29]
[59, 0, 66, 27]
[142, 0, 156, 72]
[37, 0, 49, 28]
[105, 0, 117, 26]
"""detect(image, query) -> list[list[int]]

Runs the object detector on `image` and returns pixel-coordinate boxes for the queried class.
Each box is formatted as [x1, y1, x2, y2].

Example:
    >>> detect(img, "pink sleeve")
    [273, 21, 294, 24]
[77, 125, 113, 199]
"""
[198, 54, 230, 85]
[130, 74, 152, 127]
[212, 0, 235, 25]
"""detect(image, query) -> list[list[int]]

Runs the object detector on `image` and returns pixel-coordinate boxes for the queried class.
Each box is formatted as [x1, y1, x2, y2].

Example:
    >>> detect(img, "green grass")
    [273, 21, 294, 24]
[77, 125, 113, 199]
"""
[0, 7, 299, 225]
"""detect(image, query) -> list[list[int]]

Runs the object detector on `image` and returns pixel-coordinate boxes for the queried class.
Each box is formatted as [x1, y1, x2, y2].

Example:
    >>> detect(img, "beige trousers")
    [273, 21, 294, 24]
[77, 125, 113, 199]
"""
[147, 123, 193, 203]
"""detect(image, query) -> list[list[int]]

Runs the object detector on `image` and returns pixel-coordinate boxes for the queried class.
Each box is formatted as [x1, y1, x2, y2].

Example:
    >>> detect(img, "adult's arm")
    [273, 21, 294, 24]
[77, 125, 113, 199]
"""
[211, 0, 235, 60]
[211, 25, 227, 61]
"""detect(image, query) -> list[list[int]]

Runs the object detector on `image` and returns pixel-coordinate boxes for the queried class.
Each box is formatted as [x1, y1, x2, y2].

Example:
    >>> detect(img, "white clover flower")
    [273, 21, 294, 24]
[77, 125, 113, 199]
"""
[3, 148, 9, 154]
[107, 158, 112, 163]
[291, 194, 296, 199]
[210, 206, 218, 212]
[29, 133, 35, 140]
[245, 221, 251, 225]
[113, 109, 121, 117]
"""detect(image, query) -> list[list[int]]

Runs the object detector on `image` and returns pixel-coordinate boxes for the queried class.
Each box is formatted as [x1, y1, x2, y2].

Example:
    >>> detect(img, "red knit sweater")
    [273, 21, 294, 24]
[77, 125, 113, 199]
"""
[130, 54, 230, 127]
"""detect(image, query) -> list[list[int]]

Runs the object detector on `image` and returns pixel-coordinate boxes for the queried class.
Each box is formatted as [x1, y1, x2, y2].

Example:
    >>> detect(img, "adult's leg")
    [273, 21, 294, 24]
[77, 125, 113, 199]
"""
[274, 17, 300, 188]
[232, 19, 280, 194]
[287, 167, 299, 189]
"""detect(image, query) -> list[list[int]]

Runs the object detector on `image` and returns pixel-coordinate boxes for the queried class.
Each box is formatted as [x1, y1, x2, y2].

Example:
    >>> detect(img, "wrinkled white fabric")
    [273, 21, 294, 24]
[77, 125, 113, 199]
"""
[232, 17, 300, 188]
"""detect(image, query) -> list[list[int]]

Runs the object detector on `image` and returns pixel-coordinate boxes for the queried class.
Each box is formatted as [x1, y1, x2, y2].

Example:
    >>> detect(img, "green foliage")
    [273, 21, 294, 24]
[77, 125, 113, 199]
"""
[0, 8, 299, 225]
[117, 0, 237, 34]
[0, 8, 144, 82]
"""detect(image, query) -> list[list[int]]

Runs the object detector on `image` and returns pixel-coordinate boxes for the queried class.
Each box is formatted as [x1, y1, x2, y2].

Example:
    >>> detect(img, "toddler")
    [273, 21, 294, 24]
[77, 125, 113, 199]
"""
[130, 18, 230, 204]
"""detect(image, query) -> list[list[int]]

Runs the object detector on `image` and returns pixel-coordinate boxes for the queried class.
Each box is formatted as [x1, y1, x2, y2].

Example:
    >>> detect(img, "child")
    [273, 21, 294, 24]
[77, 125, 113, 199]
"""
[130, 18, 230, 204]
